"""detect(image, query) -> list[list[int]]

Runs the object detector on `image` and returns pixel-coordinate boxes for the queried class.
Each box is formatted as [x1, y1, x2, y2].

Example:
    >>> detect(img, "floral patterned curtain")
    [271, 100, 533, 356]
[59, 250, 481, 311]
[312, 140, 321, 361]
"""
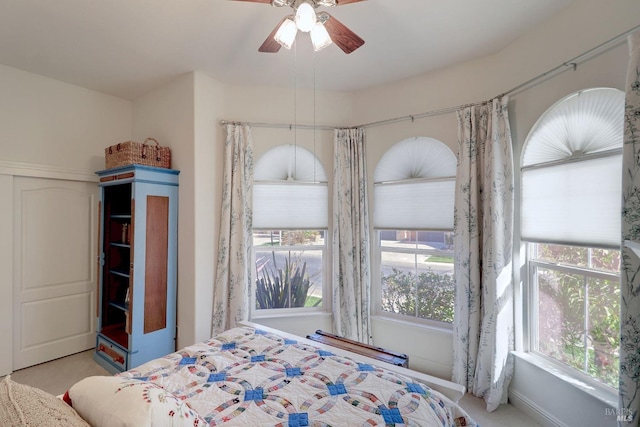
[332, 128, 372, 343]
[452, 96, 515, 412]
[620, 30, 640, 427]
[211, 124, 254, 335]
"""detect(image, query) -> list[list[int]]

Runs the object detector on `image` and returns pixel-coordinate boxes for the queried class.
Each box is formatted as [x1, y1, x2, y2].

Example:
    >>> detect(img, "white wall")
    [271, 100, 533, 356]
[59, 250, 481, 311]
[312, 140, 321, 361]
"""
[223, 83, 353, 161]
[133, 72, 199, 349]
[0, 64, 132, 375]
[132, 71, 227, 349]
[352, 0, 640, 127]
[254, 313, 332, 338]
[0, 64, 131, 172]
[193, 72, 225, 345]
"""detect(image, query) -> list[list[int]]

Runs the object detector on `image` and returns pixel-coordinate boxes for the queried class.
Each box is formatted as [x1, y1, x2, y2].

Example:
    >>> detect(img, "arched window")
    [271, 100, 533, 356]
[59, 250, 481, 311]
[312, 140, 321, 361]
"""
[521, 87, 623, 247]
[373, 137, 456, 324]
[521, 87, 623, 389]
[252, 145, 328, 312]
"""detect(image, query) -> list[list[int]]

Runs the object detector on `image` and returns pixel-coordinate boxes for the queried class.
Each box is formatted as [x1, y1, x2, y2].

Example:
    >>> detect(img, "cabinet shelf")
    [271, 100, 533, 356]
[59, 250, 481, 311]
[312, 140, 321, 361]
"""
[101, 324, 128, 349]
[109, 301, 129, 312]
[110, 242, 130, 249]
[109, 269, 130, 278]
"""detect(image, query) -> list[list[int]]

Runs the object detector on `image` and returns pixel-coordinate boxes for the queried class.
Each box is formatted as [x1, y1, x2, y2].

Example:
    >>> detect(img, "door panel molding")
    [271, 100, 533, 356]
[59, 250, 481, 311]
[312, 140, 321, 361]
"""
[12, 176, 98, 370]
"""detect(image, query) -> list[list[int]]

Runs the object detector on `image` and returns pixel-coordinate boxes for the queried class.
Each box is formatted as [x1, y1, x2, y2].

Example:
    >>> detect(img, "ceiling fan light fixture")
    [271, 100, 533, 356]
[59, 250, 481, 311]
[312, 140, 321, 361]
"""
[295, 2, 316, 32]
[310, 21, 332, 51]
[274, 17, 297, 49]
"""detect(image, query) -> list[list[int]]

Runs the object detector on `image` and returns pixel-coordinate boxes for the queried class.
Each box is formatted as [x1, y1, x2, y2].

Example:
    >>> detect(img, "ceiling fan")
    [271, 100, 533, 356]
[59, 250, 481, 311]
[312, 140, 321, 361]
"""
[231, 0, 366, 54]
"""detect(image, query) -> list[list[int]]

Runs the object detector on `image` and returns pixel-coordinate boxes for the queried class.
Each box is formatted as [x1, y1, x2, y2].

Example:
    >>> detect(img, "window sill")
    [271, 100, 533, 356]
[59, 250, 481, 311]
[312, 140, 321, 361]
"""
[511, 351, 617, 407]
[371, 314, 453, 336]
[252, 310, 331, 321]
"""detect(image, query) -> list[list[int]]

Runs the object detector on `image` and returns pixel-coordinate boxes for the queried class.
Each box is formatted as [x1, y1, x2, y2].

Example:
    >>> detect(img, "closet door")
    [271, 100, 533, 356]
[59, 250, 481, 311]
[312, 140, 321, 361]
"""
[12, 176, 97, 369]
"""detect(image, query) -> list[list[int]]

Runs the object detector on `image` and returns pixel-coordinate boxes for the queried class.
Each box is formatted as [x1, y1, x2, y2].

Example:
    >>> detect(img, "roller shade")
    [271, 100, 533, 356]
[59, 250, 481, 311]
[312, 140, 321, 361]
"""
[253, 182, 328, 229]
[374, 178, 455, 230]
[373, 137, 456, 230]
[521, 155, 622, 248]
[253, 144, 328, 229]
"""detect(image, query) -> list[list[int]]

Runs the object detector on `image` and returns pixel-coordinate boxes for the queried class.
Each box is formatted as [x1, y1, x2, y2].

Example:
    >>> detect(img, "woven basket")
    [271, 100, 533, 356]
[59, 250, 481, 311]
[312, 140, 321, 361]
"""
[105, 138, 171, 169]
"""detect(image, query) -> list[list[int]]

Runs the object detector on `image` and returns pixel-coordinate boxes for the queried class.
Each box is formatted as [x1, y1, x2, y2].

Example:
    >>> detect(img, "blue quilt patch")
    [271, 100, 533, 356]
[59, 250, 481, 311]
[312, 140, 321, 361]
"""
[208, 373, 226, 382]
[327, 383, 347, 395]
[251, 355, 266, 362]
[286, 367, 302, 377]
[357, 363, 375, 372]
[244, 388, 264, 401]
[221, 342, 236, 350]
[318, 350, 334, 357]
[255, 329, 268, 335]
[380, 408, 403, 424]
[179, 357, 197, 365]
[288, 413, 309, 427]
[407, 383, 427, 394]
[284, 339, 297, 345]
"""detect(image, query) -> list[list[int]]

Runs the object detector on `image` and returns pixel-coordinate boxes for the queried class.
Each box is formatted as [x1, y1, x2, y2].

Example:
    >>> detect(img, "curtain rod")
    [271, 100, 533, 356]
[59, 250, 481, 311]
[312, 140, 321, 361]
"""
[219, 120, 335, 131]
[221, 24, 640, 131]
[498, 23, 640, 98]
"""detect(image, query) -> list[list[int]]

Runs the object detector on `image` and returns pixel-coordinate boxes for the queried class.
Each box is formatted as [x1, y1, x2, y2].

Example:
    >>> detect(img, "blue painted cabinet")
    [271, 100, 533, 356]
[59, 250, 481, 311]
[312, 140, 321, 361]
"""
[93, 165, 179, 374]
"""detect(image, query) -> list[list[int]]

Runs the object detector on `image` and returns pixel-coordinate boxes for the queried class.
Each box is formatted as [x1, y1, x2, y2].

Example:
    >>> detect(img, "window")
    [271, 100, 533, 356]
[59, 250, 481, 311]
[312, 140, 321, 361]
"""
[529, 243, 620, 388]
[252, 145, 327, 313]
[379, 230, 455, 322]
[254, 230, 325, 309]
[521, 88, 624, 389]
[373, 137, 456, 324]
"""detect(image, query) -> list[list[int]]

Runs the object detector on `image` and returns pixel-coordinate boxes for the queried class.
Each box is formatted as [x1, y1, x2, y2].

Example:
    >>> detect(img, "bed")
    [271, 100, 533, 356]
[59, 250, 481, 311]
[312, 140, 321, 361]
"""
[61, 323, 476, 426]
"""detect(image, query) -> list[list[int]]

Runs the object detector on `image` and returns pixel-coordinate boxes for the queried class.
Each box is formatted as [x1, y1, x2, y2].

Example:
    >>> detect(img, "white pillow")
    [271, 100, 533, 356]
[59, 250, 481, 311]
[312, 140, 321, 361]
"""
[67, 376, 206, 427]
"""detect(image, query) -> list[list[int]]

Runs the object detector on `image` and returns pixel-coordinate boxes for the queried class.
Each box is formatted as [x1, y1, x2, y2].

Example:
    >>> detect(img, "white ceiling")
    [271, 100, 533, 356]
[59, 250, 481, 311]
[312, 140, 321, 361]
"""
[0, 0, 573, 100]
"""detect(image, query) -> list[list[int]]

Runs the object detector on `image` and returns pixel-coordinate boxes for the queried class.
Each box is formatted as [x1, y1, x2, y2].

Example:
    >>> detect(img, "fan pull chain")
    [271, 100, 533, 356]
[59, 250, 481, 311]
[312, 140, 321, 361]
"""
[313, 49, 316, 183]
[293, 39, 298, 181]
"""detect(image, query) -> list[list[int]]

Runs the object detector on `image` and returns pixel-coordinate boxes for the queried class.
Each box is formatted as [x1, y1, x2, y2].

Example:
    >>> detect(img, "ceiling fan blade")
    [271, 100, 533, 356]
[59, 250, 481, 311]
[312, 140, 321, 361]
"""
[229, 0, 273, 3]
[258, 16, 287, 53]
[323, 13, 364, 54]
[335, 0, 367, 5]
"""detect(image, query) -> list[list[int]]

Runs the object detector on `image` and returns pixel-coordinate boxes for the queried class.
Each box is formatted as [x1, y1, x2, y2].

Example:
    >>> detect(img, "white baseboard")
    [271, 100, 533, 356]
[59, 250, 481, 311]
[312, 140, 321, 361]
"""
[509, 389, 569, 427]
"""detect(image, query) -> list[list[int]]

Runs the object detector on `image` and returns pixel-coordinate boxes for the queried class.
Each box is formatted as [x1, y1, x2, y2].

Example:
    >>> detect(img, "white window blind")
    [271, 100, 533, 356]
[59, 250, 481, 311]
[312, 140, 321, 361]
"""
[520, 87, 624, 248]
[253, 144, 328, 229]
[253, 182, 328, 228]
[374, 137, 456, 230]
[521, 155, 622, 248]
[522, 88, 624, 166]
[374, 179, 455, 229]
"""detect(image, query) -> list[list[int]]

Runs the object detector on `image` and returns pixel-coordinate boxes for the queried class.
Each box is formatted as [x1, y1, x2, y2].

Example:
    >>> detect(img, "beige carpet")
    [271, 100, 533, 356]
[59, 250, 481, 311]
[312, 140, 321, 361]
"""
[5, 350, 541, 426]
[6, 350, 109, 396]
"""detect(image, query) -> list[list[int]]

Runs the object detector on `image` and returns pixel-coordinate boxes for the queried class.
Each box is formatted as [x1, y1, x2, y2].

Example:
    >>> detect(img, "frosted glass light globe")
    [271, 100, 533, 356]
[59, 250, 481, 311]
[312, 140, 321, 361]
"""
[295, 2, 316, 33]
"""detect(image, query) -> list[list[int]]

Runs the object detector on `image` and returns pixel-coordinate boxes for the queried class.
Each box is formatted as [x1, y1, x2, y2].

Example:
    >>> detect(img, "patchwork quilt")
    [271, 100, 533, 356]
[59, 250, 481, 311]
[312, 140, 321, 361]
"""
[116, 326, 477, 426]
